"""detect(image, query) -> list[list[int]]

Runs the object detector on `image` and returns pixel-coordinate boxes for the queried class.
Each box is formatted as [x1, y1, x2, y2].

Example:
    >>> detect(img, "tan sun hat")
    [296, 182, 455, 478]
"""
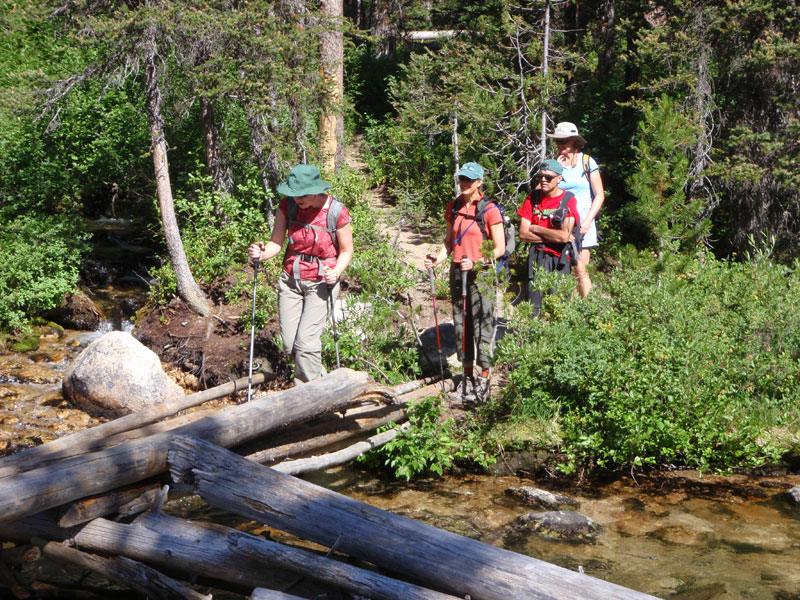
[547, 122, 587, 147]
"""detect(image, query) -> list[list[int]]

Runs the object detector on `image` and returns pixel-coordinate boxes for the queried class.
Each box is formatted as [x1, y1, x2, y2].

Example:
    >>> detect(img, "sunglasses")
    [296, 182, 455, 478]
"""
[458, 176, 475, 182]
[538, 172, 559, 182]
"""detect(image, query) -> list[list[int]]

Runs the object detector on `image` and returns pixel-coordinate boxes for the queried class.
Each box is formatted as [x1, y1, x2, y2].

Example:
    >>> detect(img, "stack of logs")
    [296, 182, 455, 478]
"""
[0, 368, 659, 600]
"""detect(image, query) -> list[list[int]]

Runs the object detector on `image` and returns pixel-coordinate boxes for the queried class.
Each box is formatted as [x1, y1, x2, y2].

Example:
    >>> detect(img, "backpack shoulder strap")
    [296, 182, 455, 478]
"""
[582, 153, 595, 200]
[326, 196, 344, 249]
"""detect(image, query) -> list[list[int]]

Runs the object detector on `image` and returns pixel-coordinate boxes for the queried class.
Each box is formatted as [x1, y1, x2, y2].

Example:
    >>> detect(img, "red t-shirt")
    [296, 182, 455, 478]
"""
[445, 196, 503, 263]
[280, 195, 351, 280]
[516, 190, 579, 257]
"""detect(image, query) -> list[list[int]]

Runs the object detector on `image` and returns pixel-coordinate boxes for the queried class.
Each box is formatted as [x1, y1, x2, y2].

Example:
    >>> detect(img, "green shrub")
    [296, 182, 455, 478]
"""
[0, 211, 87, 331]
[495, 252, 800, 473]
[360, 395, 495, 480]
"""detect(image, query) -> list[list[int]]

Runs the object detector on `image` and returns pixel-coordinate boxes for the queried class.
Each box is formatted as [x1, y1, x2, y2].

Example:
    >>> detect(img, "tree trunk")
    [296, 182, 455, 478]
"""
[169, 436, 662, 600]
[244, 107, 277, 226]
[143, 19, 213, 317]
[200, 97, 232, 200]
[0, 369, 372, 523]
[319, 0, 344, 172]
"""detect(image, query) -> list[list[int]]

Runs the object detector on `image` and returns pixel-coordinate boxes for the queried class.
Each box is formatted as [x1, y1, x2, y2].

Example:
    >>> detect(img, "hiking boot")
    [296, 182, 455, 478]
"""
[473, 375, 490, 403]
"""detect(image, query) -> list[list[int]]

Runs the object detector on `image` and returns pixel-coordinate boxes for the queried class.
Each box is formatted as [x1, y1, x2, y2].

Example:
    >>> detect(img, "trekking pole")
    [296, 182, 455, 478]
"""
[461, 269, 469, 399]
[427, 261, 446, 391]
[246, 259, 260, 403]
[325, 271, 341, 369]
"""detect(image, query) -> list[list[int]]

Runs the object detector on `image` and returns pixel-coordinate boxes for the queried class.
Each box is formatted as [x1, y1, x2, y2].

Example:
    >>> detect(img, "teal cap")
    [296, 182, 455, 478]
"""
[540, 159, 564, 176]
[456, 162, 485, 180]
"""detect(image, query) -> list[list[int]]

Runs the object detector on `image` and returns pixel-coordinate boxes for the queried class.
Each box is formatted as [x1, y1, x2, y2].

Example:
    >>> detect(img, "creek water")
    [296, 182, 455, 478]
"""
[1, 244, 799, 598]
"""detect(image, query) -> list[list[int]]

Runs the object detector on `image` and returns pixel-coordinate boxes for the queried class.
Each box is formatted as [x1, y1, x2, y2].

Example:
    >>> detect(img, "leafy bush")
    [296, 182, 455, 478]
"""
[360, 395, 495, 480]
[0, 211, 87, 331]
[495, 252, 800, 473]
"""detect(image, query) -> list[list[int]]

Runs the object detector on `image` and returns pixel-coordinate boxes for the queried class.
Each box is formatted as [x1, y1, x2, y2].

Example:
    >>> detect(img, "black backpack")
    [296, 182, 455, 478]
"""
[453, 197, 516, 271]
[534, 191, 581, 266]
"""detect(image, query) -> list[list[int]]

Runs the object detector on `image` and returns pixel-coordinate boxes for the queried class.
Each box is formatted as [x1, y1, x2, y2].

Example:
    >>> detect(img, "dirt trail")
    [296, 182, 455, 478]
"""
[344, 136, 440, 273]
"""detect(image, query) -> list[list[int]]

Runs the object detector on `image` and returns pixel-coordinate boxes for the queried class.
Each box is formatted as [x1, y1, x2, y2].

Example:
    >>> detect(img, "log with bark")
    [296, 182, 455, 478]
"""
[65, 514, 462, 600]
[0, 369, 372, 523]
[168, 435, 661, 600]
[244, 403, 406, 465]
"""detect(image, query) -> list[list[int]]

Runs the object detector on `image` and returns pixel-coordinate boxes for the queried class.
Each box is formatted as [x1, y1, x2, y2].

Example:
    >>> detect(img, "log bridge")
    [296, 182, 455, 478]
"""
[0, 368, 659, 600]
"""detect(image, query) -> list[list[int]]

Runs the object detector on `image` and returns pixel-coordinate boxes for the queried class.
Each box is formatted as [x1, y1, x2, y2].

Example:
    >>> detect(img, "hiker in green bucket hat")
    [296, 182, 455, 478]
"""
[248, 164, 353, 384]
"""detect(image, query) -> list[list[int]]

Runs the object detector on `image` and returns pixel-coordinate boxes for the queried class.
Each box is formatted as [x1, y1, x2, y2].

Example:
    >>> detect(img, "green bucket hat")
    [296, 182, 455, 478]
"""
[277, 164, 332, 197]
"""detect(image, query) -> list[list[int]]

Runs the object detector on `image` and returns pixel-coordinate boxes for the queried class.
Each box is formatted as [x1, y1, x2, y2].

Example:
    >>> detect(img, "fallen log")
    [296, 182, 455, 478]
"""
[246, 404, 406, 465]
[273, 422, 410, 475]
[40, 540, 211, 600]
[0, 369, 372, 523]
[169, 436, 661, 600]
[68, 514, 461, 600]
[0, 373, 268, 480]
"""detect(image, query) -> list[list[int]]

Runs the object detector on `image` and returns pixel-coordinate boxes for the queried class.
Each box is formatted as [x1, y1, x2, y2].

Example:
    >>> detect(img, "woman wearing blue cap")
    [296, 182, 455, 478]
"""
[248, 164, 353, 384]
[424, 162, 505, 403]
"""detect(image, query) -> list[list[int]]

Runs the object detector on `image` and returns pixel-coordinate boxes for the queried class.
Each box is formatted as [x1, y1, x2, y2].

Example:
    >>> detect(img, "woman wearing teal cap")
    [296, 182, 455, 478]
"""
[424, 161, 505, 404]
[248, 164, 353, 384]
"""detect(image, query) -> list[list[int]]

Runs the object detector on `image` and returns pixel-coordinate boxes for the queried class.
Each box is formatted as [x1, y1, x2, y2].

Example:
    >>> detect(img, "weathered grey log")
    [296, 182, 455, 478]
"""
[246, 404, 406, 465]
[69, 514, 461, 600]
[57, 481, 193, 527]
[0, 512, 78, 544]
[169, 436, 661, 600]
[58, 482, 163, 528]
[0, 369, 372, 523]
[0, 373, 267, 479]
[40, 540, 211, 600]
[273, 422, 410, 475]
[250, 590, 306, 600]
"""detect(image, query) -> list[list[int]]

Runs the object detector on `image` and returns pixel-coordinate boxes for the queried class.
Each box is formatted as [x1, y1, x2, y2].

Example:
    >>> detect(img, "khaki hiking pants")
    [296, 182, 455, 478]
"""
[449, 264, 495, 372]
[278, 271, 339, 384]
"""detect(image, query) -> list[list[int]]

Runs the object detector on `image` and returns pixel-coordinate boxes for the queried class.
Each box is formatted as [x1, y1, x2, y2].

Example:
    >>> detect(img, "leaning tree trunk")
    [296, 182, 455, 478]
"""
[319, 0, 344, 172]
[143, 20, 213, 317]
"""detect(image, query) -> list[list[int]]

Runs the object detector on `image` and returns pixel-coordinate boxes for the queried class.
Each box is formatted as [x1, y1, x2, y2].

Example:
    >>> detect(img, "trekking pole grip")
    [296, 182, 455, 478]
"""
[427, 266, 436, 296]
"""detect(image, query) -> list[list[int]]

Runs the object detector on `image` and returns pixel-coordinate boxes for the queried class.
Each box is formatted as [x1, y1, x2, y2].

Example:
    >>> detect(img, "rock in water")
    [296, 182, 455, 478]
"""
[63, 331, 184, 417]
[508, 510, 600, 541]
[505, 486, 580, 510]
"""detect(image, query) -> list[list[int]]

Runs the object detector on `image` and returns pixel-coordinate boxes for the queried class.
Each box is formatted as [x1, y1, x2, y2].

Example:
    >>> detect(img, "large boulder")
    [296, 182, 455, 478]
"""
[63, 331, 184, 418]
